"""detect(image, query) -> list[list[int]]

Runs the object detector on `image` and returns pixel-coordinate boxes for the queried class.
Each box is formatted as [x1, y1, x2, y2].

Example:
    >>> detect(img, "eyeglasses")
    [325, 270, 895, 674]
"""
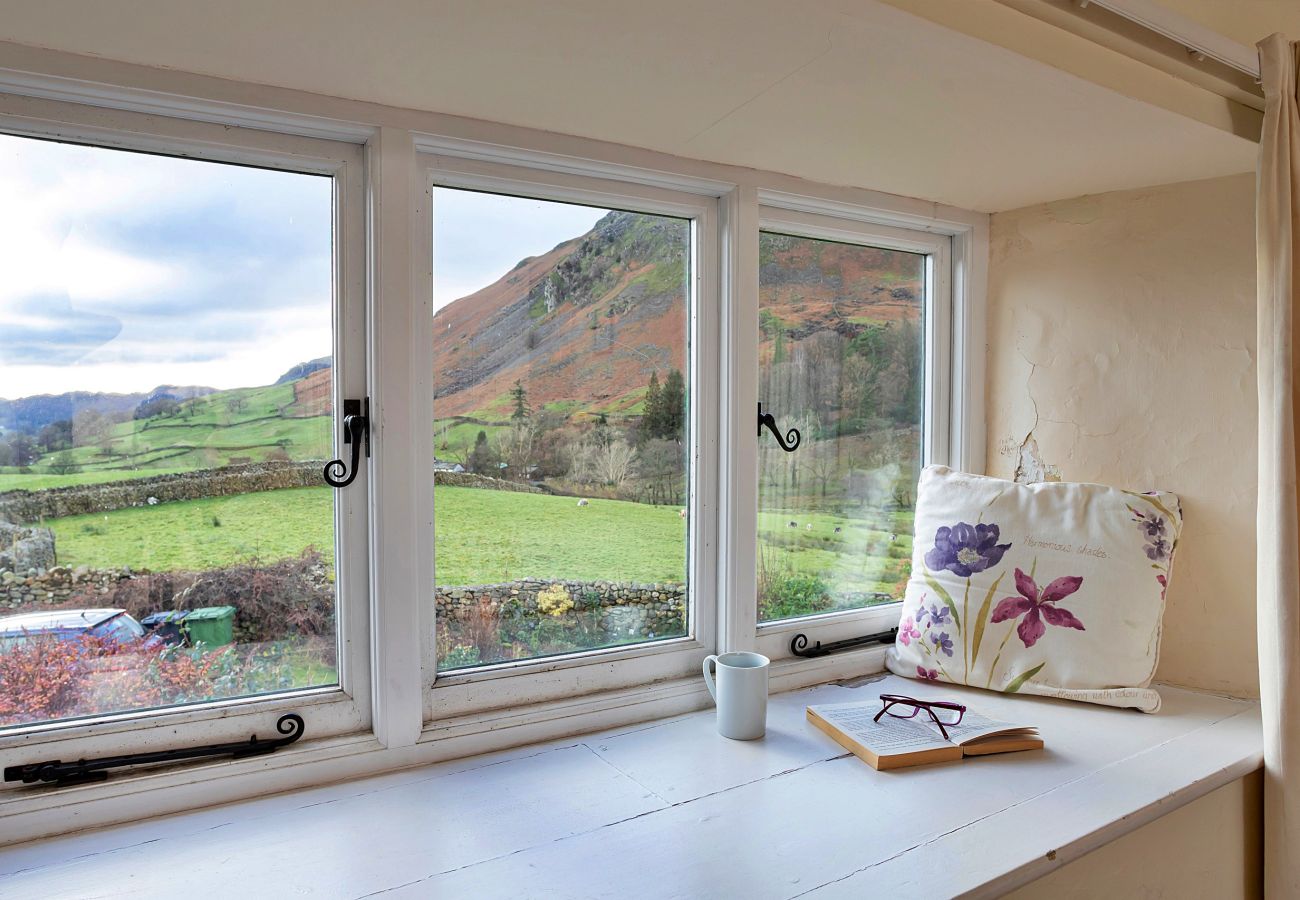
[874, 693, 967, 740]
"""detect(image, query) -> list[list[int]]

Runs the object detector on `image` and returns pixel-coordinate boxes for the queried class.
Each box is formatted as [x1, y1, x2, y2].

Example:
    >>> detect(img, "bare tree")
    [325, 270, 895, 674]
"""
[595, 439, 637, 488]
[494, 420, 538, 480]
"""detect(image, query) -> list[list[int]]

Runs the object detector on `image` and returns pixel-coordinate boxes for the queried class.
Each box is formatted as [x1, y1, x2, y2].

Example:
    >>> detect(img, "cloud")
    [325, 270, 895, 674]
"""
[0, 133, 332, 397]
[0, 136, 610, 399]
[0, 293, 123, 366]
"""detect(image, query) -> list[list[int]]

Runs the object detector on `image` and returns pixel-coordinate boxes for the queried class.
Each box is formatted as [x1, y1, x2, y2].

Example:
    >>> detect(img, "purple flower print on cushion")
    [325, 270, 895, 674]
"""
[933, 631, 955, 657]
[917, 666, 939, 682]
[928, 604, 950, 627]
[1141, 516, 1166, 540]
[1145, 537, 1170, 562]
[990, 567, 1086, 649]
[924, 523, 1011, 578]
[899, 616, 921, 646]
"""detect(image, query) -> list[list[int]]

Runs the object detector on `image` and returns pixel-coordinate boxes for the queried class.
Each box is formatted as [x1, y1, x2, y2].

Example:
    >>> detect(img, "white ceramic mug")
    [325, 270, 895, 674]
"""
[702, 651, 770, 740]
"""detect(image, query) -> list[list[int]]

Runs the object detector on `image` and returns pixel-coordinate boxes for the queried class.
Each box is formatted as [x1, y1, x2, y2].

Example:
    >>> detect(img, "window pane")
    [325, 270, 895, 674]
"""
[0, 134, 338, 727]
[432, 188, 690, 671]
[757, 231, 924, 623]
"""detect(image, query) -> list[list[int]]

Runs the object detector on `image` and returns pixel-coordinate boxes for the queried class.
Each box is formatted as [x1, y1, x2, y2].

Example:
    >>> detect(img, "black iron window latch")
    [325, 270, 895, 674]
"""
[758, 402, 801, 452]
[324, 397, 370, 488]
[4, 713, 305, 788]
[790, 629, 899, 658]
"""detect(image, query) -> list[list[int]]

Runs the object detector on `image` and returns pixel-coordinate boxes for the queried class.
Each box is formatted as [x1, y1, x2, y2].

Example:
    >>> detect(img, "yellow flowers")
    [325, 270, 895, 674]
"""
[537, 584, 574, 617]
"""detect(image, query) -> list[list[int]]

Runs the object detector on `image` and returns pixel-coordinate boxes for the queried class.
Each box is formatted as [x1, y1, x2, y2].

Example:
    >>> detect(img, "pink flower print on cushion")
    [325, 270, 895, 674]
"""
[990, 567, 1086, 649]
[899, 616, 921, 646]
[916, 666, 939, 681]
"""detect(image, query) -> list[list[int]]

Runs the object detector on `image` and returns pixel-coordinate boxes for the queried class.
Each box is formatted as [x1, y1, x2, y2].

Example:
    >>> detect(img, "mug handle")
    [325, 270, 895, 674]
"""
[702, 654, 719, 703]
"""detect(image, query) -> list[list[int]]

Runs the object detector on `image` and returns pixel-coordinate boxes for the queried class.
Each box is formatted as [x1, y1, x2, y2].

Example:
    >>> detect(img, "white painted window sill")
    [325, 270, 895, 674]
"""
[0, 675, 1261, 899]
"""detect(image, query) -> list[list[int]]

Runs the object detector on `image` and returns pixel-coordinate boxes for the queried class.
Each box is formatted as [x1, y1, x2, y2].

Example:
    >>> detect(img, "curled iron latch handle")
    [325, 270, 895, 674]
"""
[758, 402, 800, 452]
[324, 398, 370, 488]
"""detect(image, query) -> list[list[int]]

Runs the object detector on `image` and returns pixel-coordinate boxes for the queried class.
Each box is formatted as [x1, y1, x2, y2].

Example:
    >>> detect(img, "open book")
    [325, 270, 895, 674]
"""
[806, 701, 1043, 771]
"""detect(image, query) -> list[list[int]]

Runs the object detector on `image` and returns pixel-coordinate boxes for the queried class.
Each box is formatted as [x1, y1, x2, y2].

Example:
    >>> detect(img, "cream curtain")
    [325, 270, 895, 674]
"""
[1258, 32, 1300, 899]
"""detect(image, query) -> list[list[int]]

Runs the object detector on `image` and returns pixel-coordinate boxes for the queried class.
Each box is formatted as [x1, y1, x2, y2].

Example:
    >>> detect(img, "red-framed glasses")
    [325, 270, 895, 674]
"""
[874, 693, 967, 741]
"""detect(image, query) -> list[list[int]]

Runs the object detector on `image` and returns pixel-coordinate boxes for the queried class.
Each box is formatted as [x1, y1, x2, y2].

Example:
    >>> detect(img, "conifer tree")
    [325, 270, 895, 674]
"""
[642, 371, 663, 438]
[510, 379, 530, 421]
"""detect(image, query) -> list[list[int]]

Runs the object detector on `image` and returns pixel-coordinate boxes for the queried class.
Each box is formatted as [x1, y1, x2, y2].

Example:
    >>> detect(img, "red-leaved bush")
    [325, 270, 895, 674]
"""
[0, 634, 300, 727]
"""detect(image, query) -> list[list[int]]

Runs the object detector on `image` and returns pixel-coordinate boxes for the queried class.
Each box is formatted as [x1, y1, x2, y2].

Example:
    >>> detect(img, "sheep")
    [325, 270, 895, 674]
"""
[833, 527, 842, 534]
[805, 523, 813, 531]
[787, 521, 798, 528]
[679, 509, 688, 519]
[577, 499, 590, 507]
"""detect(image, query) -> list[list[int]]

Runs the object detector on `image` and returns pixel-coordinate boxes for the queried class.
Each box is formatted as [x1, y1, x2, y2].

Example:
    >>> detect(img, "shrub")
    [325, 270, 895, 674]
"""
[759, 571, 833, 621]
[0, 634, 296, 727]
[537, 584, 574, 617]
[58, 549, 335, 647]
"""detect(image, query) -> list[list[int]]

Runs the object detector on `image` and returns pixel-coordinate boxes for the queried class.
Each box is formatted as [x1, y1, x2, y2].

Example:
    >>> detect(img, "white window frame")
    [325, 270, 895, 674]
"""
[0, 93, 373, 769]
[414, 149, 722, 718]
[0, 48, 986, 842]
[721, 192, 981, 664]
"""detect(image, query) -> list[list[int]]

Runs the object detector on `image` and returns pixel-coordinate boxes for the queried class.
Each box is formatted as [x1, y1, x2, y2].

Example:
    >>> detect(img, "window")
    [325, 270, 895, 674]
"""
[0, 75, 980, 834]
[756, 231, 925, 623]
[430, 189, 691, 672]
[417, 153, 720, 715]
[746, 205, 954, 658]
[0, 102, 369, 757]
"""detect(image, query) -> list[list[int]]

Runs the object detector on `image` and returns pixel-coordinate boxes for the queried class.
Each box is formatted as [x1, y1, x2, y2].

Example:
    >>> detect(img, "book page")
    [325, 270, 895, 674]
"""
[917, 709, 1037, 746]
[810, 703, 953, 754]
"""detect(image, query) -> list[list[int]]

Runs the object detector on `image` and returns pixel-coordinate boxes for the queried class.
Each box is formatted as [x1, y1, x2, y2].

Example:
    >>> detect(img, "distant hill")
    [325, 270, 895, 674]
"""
[275, 357, 332, 385]
[0, 386, 216, 436]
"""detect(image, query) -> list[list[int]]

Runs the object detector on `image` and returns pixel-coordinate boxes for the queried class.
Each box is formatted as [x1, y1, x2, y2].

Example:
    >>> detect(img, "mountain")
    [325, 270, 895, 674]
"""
[429, 210, 923, 423]
[275, 357, 332, 385]
[432, 210, 690, 421]
[0, 386, 216, 435]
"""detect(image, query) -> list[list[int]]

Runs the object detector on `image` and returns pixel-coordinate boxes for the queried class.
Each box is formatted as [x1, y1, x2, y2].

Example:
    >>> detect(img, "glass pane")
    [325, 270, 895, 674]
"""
[0, 134, 338, 728]
[432, 188, 690, 670]
[757, 231, 925, 622]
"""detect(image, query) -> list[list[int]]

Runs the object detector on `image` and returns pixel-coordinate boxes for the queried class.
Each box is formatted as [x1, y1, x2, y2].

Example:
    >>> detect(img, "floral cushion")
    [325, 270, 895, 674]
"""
[885, 466, 1182, 712]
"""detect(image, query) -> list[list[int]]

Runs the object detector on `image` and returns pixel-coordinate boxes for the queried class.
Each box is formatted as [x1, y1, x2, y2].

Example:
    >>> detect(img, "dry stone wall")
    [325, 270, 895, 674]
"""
[0, 462, 543, 526]
[0, 461, 327, 524]
[438, 579, 687, 639]
[1, 564, 685, 643]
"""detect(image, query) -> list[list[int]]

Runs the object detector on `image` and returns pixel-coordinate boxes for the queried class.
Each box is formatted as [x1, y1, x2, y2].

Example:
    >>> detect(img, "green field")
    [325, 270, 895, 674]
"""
[48, 486, 689, 585]
[0, 467, 193, 493]
[757, 506, 915, 599]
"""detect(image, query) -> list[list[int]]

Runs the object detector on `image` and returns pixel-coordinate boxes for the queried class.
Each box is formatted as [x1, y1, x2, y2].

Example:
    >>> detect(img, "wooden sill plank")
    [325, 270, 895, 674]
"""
[0, 677, 1260, 899]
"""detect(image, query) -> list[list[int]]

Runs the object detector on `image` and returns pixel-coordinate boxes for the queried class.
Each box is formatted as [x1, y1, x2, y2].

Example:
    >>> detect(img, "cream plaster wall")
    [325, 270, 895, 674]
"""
[986, 172, 1258, 696]
[1007, 772, 1263, 899]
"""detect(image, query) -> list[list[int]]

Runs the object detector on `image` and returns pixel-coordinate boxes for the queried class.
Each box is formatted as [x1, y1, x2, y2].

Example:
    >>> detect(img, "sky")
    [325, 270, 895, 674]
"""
[0, 133, 606, 400]
[432, 188, 606, 311]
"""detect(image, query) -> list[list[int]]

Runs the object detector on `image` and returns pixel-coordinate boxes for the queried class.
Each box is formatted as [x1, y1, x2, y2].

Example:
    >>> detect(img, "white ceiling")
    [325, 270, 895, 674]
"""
[0, 0, 1257, 212]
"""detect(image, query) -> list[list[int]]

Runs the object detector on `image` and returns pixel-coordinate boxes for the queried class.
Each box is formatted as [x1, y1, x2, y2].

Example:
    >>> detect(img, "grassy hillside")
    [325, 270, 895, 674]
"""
[24, 381, 331, 479]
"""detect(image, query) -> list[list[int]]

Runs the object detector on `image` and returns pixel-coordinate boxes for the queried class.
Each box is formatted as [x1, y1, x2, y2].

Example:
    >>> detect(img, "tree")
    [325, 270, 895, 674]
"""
[47, 450, 81, 475]
[641, 371, 663, 441]
[38, 420, 73, 453]
[466, 430, 498, 475]
[72, 409, 109, 448]
[7, 433, 38, 467]
[509, 380, 530, 421]
[134, 396, 180, 420]
[635, 439, 684, 505]
[660, 369, 686, 442]
[595, 439, 637, 488]
[496, 419, 538, 480]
